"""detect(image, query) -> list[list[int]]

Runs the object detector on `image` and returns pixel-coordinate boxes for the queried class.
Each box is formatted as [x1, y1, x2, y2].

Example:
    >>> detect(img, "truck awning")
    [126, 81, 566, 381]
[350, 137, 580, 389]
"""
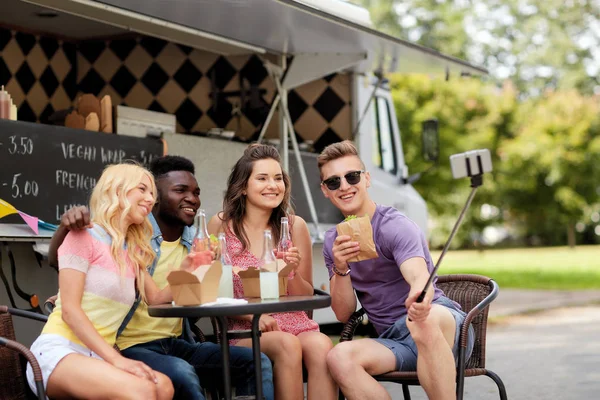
[25, 0, 487, 77]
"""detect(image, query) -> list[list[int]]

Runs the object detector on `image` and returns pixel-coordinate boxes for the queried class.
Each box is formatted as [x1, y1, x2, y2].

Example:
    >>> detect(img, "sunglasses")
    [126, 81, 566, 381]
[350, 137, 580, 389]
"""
[321, 170, 365, 191]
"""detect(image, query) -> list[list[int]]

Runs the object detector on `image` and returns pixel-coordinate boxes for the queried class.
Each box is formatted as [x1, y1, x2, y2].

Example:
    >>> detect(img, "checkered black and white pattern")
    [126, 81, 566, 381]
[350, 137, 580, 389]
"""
[0, 27, 77, 123]
[77, 37, 280, 140]
[1, 27, 350, 152]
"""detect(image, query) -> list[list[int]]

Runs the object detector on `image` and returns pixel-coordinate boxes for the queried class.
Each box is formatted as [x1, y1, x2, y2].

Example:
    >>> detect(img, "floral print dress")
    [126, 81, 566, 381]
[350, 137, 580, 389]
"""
[225, 230, 319, 344]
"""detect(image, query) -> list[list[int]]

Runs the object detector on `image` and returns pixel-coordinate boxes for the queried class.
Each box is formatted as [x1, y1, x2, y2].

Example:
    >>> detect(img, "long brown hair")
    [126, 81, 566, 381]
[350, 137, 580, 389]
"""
[221, 144, 293, 253]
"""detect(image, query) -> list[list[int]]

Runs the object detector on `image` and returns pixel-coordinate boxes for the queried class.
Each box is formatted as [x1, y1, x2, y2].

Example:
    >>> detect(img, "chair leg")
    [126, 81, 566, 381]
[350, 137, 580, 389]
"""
[456, 370, 465, 400]
[402, 384, 411, 400]
[485, 370, 508, 400]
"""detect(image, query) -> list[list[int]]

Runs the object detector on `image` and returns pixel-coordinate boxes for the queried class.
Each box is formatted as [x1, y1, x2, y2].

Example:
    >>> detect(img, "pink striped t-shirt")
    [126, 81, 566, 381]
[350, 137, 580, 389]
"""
[42, 226, 138, 348]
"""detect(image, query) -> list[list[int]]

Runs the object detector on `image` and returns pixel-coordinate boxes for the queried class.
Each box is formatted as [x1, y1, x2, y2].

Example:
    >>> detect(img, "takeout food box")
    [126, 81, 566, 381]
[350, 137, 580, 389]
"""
[167, 261, 222, 306]
[235, 260, 294, 298]
[336, 215, 378, 262]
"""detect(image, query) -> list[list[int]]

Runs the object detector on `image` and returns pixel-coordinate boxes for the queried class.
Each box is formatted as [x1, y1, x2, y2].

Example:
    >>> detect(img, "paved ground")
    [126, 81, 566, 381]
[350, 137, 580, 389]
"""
[489, 288, 600, 318]
[383, 305, 600, 399]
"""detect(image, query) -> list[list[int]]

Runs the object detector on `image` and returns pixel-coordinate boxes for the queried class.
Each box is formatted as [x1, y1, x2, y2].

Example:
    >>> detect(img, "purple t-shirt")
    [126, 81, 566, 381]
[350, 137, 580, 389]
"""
[323, 205, 444, 335]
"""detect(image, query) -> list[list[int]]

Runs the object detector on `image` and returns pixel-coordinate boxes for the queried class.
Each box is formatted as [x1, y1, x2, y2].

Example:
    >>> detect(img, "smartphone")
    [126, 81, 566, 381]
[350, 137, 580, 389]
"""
[449, 149, 493, 179]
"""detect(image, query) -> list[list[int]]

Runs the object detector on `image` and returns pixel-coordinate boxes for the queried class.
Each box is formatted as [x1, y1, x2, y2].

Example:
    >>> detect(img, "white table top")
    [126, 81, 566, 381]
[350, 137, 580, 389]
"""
[0, 223, 55, 242]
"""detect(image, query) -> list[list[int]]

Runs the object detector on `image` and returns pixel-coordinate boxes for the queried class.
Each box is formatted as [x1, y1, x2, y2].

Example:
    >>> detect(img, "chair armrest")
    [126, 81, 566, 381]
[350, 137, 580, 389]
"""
[0, 306, 48, 323]
[0, 336, 45, 400]
[183, 317, 208, 344]
[44, 295, 58, 315]
[189, 320, 207, 343]
[210, 316, 222, 344]
[339, 308, 366, 342]
[460, 279, 499, 350]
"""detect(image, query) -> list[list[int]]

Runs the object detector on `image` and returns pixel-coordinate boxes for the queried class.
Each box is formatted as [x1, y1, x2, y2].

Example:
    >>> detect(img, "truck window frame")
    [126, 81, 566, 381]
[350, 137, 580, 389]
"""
[372, 95, 398, 176]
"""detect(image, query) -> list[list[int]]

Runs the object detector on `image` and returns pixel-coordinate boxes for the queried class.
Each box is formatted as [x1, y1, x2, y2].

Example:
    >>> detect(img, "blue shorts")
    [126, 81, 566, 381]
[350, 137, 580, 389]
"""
[374, 296, 475, 371]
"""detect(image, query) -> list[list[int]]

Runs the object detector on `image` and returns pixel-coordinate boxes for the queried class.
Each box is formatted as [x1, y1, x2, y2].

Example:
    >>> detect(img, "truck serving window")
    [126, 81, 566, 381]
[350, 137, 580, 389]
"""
[372, 96, 398, 175]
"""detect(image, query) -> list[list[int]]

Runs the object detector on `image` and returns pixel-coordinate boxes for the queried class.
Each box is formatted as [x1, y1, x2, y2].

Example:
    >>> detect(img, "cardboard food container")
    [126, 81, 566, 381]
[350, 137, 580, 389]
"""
[167, 261, 223, 306]
[336, 215, 378, 262]
[235, 260, 295, 298]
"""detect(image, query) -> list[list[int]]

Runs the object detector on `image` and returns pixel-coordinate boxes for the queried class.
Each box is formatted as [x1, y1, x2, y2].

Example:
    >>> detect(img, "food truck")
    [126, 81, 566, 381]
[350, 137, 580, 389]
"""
[0, 0, 486, 337]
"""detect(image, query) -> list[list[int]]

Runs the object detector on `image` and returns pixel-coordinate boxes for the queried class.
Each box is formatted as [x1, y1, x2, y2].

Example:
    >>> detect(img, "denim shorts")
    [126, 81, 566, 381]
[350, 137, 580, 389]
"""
[374, 296, 475, 371]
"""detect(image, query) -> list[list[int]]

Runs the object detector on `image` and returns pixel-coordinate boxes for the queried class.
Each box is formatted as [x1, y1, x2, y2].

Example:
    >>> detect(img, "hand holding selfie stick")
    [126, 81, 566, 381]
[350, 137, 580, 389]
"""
[411, 149, 493, 310]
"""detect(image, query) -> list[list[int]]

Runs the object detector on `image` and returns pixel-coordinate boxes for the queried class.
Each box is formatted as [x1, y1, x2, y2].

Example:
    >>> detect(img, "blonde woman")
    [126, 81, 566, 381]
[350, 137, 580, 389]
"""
[26, 163, 188, 400]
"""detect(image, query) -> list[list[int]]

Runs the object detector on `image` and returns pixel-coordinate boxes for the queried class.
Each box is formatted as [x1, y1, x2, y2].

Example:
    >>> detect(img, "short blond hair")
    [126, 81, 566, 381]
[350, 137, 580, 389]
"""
[317, 140, 364, 175]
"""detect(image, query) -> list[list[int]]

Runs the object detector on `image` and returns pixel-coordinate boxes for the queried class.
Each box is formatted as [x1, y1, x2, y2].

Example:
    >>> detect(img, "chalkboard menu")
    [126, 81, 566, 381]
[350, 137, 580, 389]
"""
[0, 119, 164, 224]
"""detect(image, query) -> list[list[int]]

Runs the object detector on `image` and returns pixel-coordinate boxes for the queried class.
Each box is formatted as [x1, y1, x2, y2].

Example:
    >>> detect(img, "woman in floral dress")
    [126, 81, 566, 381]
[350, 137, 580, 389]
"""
[208, 144, 336, 400]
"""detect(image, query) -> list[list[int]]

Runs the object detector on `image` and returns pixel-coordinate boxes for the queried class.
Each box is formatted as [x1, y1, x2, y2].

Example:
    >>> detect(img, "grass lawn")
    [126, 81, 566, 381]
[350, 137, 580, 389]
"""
[430, 245, 600, 290]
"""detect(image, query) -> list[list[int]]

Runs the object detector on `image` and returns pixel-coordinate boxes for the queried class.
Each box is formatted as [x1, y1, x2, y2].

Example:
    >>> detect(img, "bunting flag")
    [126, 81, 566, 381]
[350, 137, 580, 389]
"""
[0, 198, 18, 219]
[0, 198, 57, 233]
[17, 211, 39, 235]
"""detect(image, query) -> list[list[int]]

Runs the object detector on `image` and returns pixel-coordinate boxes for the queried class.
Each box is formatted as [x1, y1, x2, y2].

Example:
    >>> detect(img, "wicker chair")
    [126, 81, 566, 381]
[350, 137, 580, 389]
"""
[43, 295, 57, 316]
[0, 305, 47, 400]
[338, 274, 507, 400]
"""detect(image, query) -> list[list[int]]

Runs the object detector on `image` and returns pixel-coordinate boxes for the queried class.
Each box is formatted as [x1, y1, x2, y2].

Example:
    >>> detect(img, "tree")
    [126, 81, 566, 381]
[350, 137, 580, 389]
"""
[355, 0, 600, 248]
[352, 0, 600, 96]
[390, 74, 517, 248]
[498, 90, 600, 247]
[391, 73, 600, 248]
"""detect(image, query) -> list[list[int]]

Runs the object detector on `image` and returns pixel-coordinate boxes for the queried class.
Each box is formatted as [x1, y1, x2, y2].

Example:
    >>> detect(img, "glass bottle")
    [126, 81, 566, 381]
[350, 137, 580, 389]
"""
[259, 229, 279, 300]
[192, 209, 210, 253]
[218, 232, 234, 298]
[277, 217, 292, 258]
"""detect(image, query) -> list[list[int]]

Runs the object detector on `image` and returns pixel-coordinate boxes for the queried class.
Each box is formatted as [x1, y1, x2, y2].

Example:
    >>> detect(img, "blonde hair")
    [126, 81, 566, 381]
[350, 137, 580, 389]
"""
[317, 140, 364, 177]
[89, 163, 156, 301]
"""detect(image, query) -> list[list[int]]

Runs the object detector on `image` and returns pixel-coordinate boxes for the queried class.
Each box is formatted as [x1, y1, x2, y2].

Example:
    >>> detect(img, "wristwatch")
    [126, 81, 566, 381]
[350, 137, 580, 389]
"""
[333, 265, 351, 277]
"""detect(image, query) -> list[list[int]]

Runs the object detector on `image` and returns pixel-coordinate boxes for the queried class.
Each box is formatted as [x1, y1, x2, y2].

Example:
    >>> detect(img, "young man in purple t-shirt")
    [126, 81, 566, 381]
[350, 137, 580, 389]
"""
[318, 141, 474, 400]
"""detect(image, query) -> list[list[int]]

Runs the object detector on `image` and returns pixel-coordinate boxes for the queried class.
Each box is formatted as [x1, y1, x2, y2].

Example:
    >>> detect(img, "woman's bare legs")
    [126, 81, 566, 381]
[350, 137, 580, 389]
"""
[237, 331, 304, 400]
[46, 353, 174, 400]
[298, 331, 337, 400]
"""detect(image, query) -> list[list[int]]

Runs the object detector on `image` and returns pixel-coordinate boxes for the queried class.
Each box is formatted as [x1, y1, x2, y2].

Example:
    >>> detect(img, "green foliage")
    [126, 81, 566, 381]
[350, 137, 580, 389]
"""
[352, 1, 600, 247]
[391, 74, 600, 247]
[352, 0, 600, 95]
[390, 74, 516, 247]
[497, 90, 600, 244]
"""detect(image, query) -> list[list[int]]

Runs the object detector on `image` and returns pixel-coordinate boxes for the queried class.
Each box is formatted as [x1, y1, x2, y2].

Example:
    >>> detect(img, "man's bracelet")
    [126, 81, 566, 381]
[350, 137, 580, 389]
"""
[333, 265, 351, 276]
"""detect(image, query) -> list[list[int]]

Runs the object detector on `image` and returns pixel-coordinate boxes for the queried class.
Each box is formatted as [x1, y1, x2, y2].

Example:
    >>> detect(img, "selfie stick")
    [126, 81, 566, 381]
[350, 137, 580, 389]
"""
[415, 149, 492, 304]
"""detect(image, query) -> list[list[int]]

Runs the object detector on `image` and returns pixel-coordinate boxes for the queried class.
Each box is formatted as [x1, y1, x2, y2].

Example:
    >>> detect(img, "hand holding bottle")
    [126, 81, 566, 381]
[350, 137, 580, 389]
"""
[275, 239, 292, 259]
[179, 251, 212, 272]
[190, 209, 215, 268]
[278, 246, 301, 270]
[276, 216, 294, 262]
[185, 251, 214, 270]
